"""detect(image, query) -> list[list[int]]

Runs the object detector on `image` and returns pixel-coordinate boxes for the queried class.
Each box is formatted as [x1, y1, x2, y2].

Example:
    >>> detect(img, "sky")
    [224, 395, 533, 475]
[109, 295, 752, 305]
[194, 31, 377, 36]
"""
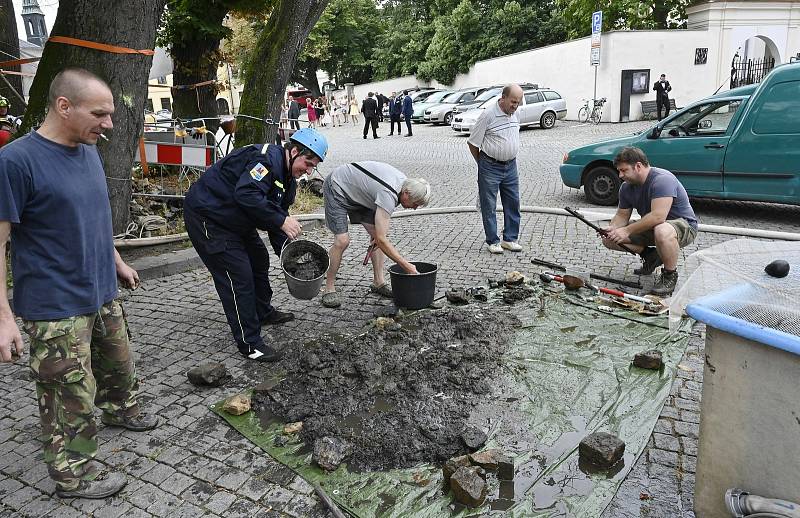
[11, 0, 59, 44]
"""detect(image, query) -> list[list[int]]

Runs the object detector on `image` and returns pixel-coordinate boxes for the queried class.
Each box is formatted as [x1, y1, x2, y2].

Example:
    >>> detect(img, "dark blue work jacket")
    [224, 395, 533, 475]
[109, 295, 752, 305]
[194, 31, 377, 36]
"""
[185, 143, 296, 235]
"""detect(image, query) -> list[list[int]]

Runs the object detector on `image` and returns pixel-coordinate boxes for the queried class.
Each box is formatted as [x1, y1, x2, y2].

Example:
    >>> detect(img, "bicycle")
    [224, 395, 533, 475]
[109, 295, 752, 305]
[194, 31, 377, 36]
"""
[577, 97, 607, 125]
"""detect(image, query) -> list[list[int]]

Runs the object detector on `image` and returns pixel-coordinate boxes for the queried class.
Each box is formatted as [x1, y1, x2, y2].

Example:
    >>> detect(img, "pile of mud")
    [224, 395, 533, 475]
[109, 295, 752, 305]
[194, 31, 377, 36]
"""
[253, 306, 520, 472]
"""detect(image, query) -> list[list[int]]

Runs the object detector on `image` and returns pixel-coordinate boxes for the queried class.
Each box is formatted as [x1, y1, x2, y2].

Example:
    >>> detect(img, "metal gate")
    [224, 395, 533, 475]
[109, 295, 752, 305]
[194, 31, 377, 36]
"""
[730, 54, 776, 89]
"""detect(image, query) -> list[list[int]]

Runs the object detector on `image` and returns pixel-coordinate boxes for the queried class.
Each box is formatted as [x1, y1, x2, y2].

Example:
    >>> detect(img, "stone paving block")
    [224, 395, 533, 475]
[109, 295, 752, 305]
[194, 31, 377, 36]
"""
[287, 475, 315, 495]
[141, 462, 176, 485]
[283, 494, 330, 518]
[145, 491, 182, 516]
[204, 490, 237, 515]
[91, 499, 133, 518]
[674, 421, 700, 439]
[216, 469, 251, 492]
[260, 486, 295, 511]
[3, 485, 42, 510]
[124, 481, 161, 510]
[161, 470, 196, 496]
[653, 433, 680, 452]
[0, 477, 24, 499]
[180, 480, 216, 506]
[238, 476, 272, 502]
[44, 505, 87, 518]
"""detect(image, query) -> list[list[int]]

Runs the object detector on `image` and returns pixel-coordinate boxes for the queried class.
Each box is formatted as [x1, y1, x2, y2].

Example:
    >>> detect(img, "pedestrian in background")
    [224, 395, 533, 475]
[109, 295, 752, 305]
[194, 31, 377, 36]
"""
[388, 92, 402, 136]
[467, 84, 524, 254]
[402, 90, 414, 137]
[653, 73, 673, 120]
[307, 97, 318, 128]
[0, 68, 159, 499]
[287, 96, 301, 130]
[361, 92, 380, 139]
[349, 96, 360, 124]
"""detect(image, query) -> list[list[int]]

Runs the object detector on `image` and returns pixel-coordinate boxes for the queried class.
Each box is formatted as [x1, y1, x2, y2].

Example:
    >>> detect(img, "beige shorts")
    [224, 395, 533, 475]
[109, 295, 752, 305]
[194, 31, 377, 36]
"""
[629, 218, 697, 248]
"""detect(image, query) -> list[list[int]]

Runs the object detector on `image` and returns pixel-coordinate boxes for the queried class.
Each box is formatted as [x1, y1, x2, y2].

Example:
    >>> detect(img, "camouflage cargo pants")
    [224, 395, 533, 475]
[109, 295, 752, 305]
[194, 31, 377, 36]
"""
[22, 299, 140, 491]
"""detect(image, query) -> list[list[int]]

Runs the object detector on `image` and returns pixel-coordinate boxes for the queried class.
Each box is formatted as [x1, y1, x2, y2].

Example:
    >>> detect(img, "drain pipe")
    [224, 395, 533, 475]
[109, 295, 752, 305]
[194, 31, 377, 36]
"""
[113, 205, 800, 248]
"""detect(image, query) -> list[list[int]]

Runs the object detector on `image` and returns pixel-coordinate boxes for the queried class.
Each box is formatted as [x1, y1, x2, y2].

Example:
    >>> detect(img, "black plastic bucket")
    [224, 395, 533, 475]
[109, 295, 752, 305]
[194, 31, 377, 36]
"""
[388, 262, 438, 309]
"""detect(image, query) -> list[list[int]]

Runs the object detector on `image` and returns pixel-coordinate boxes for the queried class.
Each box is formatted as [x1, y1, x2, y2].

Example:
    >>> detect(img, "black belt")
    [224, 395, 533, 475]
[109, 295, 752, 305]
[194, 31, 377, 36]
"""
[479, 151, 513, 165]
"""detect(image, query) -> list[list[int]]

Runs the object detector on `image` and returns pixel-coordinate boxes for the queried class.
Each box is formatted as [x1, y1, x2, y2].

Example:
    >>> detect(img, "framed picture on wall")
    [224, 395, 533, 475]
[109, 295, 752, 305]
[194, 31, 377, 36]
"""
[631, 70, 650, 94]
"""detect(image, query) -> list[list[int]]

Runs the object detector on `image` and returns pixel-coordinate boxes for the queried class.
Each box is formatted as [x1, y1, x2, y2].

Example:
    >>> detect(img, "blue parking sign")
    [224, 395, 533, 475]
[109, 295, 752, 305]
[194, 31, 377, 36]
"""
[592, 11, 602, 34]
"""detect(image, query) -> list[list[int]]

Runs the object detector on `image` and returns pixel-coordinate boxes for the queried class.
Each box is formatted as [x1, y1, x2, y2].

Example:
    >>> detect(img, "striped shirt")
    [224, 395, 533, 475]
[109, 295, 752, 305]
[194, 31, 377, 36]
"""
[468, 100, 520, 162]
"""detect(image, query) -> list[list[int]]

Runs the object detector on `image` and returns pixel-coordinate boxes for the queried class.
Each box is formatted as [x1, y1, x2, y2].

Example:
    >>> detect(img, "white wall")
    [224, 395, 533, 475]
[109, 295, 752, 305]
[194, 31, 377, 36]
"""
[352, 75, 430, 104]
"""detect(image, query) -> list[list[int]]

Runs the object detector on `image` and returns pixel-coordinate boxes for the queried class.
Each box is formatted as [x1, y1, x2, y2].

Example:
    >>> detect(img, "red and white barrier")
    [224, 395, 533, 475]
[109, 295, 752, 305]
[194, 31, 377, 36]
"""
[135, 140, 214, 168]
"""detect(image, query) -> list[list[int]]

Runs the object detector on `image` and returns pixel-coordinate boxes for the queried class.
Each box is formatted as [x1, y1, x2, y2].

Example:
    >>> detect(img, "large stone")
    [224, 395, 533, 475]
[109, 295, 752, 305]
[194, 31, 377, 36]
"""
[442, 455, 472, 486]
[187, 363, 230, 387]
[461, 426, 487, 450]
[222, 393, 251, 416]
[469, 449, 503, 470]
[313, 437, 353, 472]
[450, 466, 487, 508]
[446, 289, 470, 305]
[283, 421, 303, 434]
[579, 432, 625, 468]
[373, 304, 399, 318]
[505, 271, 525, 285]
[633, 350, 664, 370]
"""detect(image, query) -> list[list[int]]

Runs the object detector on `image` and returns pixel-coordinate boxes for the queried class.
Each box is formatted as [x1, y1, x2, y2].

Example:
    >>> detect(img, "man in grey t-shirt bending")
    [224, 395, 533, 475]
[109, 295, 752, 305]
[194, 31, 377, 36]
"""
[600, 147, 699, 296]
[321, 161, 431, 308]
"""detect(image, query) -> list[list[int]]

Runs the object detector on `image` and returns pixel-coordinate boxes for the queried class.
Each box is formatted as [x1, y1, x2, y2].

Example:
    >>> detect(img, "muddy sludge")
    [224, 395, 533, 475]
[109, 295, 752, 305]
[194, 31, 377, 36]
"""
[282, 241, 328, 280]
[252, 306, 520, 472]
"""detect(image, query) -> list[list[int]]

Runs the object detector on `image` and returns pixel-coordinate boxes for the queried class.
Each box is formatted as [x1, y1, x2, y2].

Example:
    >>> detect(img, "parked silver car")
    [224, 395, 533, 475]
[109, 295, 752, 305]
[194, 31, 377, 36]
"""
[451, 88, 567, 133]
[411, 90, 455, 122]
[423, 87, 488, 125]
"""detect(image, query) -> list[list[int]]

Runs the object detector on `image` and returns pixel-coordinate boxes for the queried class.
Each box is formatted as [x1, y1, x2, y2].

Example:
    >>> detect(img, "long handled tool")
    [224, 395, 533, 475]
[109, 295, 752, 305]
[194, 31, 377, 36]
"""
[363, 242, 377, 266]
[563, 206, 639, 256]
[531, 257, 642, 289]
[540, 272, 654, 305]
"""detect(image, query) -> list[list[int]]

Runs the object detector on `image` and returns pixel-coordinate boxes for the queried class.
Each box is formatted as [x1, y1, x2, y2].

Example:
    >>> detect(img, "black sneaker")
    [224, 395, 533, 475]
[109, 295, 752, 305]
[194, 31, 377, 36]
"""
[55, 471, 127, 499]
[261, 310, 295, 325]
[650, 269, 679, 296]
[240, 346, 281, 362]
[101, 412, 160, 431]
[634, 247, 663, 275]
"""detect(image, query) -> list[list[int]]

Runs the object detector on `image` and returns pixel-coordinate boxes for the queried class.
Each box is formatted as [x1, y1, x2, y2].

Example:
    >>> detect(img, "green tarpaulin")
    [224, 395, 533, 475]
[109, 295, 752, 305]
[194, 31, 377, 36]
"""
[213, 285, 690, 517]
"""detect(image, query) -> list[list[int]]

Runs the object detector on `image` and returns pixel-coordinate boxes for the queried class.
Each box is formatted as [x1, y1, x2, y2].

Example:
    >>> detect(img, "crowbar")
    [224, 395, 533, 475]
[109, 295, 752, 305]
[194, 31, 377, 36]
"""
[563, 206, 639, 256]
[363, 242, 377, 266]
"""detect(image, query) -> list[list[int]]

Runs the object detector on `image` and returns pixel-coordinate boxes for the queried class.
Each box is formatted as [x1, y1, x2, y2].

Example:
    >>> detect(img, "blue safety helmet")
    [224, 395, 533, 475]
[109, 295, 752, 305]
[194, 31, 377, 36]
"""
[289, 127, 328, 162]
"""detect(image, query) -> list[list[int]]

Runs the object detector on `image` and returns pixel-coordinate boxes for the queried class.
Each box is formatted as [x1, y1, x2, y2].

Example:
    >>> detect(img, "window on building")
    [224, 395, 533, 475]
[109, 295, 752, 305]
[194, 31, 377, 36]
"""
[157, 76, 167, 85]
[145, 99, 154, 112]
[160, 98, 171, 111]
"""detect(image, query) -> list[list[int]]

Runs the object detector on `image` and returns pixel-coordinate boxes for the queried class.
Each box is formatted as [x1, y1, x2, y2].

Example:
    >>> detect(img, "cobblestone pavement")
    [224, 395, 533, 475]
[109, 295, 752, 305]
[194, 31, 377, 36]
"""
[2, 120, 796, 517]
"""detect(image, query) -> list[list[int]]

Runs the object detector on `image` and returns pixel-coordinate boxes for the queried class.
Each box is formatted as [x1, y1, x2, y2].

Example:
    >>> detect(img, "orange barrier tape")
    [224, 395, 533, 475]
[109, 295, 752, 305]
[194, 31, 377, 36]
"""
[138, 137, 149, 176]
[48, 36, 155, 56]
[171, 79, 217, 91]
[0, 57, 40, 68]
[0, 70, 36, 77]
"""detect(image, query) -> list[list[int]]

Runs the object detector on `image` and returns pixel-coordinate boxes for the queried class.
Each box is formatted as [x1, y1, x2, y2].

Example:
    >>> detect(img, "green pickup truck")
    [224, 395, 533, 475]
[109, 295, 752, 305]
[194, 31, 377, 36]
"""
[560, 62, 800, 205]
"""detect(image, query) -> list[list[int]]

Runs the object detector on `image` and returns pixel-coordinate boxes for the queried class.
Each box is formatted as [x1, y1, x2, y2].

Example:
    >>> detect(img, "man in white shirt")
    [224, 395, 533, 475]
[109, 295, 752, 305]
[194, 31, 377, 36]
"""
[467, 84, 523, 254]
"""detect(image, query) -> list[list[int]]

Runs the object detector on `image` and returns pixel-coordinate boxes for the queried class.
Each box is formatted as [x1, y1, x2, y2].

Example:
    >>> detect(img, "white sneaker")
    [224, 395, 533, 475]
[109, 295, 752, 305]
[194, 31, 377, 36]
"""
[501, 240, 523, 252]
[488, 242, 503, 254]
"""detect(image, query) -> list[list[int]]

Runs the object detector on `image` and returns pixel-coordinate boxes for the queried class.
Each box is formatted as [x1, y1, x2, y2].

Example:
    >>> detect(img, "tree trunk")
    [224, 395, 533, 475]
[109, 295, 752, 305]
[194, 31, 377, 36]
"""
[0, 0, 25, 114]
[169, 5, 229, 132]
[293, 59, 323, 98]
[236, 0, 329, 145]
[19, 0, 167, 234]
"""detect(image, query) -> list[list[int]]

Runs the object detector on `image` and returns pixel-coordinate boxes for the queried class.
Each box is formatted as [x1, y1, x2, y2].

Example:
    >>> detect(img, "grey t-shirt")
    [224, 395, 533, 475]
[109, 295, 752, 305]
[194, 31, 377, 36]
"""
[618, 167, 698, 229]
[329, 161, 405, 215]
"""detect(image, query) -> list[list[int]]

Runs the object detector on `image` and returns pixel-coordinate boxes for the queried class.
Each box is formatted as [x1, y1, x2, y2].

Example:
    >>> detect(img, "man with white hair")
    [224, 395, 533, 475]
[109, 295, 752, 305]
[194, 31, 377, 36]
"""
[321, 161, 431, 308]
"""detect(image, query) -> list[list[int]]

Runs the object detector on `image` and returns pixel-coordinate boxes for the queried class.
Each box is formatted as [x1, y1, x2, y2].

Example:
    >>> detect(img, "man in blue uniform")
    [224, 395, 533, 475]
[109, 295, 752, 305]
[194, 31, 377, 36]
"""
[184, 128, 328, 362]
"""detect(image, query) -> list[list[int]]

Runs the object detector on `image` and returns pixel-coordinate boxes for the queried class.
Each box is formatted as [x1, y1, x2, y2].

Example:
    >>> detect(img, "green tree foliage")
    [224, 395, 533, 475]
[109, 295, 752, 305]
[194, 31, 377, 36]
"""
[374, 0, 568, 84]
[223, 0, 380, 94]
[557, 0, 688, 39]
[158, 0, 270, 123]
